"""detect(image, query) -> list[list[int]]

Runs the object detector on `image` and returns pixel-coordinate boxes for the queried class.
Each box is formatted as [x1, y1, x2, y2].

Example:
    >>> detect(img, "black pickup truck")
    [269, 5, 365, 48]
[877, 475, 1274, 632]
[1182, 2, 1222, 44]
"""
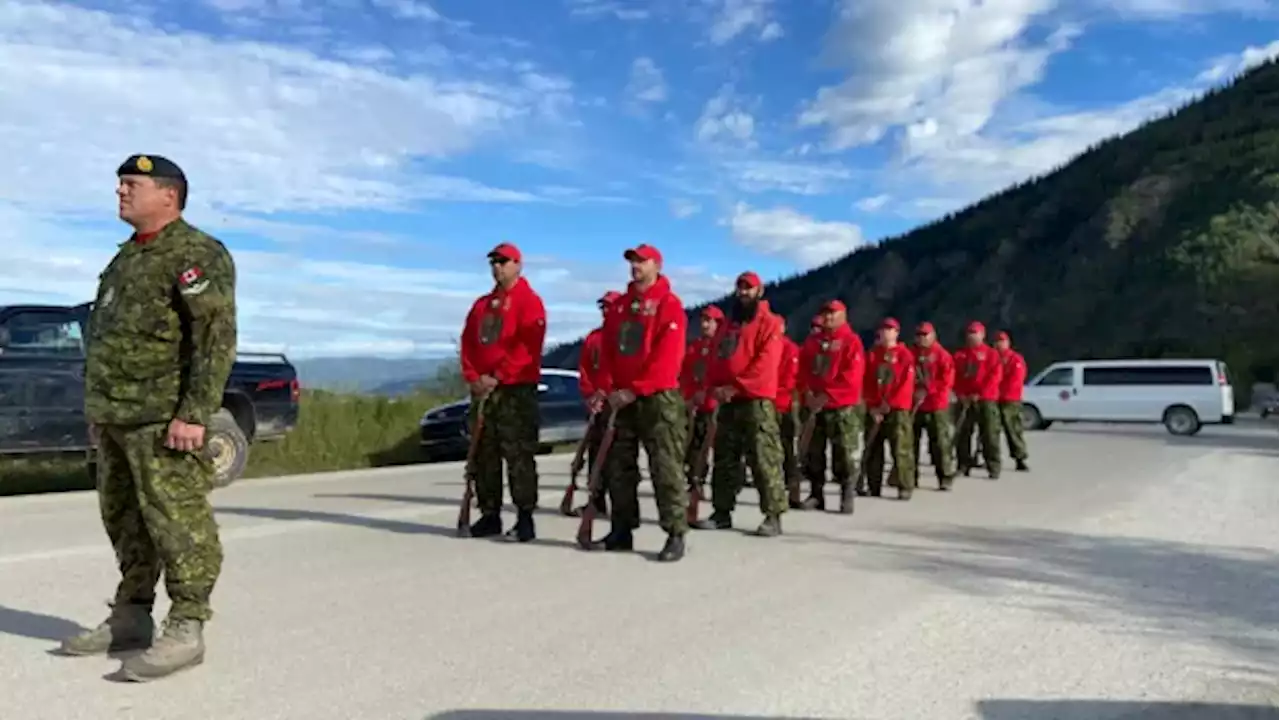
[0, 302, 299, 488]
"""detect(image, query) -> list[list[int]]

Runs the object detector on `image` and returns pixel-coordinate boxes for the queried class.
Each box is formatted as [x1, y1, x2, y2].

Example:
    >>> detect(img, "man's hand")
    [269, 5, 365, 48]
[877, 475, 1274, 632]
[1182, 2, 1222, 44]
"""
[805, 391, 827, 411]
[470, 375, 499, 398]
[165, 418, 206, 453]
[607, 389, 636, 409]
[712, 385, 737, 403]
[692, 390, 706, 407]
[588, 391, 606, 414]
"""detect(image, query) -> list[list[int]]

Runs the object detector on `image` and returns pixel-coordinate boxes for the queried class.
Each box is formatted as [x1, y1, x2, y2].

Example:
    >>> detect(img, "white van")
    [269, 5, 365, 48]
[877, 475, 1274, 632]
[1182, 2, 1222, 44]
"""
[1020, 358, 1235, 436]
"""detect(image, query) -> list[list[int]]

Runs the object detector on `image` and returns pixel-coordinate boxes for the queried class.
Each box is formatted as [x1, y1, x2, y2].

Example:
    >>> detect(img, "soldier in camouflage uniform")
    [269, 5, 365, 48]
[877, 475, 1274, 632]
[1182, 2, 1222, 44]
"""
[797, 300, 866, 514]
[911, 321, 958, 489]
[861, 318, 917, 499]
[57, 155, 236, 682]
[680, 306, 723, 497]
[575, 290, 622, 518]
[459, 242, 548, 541]
[994, 331, 1031, 472]
[691, 271, 788, 536]
[953, 321, 1003, 479]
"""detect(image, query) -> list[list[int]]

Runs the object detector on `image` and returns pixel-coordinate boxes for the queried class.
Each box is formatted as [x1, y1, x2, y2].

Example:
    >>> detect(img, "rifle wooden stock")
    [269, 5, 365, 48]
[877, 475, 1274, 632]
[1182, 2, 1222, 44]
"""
[576, 408, 619, 550]
[455, 396, 488, 537]
[792, 409, 819, 500]
[558, 410, 598, 516]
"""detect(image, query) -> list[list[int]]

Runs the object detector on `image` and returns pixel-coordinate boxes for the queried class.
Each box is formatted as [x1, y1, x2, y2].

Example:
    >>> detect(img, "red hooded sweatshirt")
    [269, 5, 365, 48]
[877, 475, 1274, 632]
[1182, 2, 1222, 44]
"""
[798, 322, 864, 409]
[600, 275, 686, 397]
[998, 348, 1027, 402]
[708, 301, 784, 402]
[680, 335, 719, 412]
[577, 327, 609, 398]
[954, 343, 1003, 401]
[460, 276, 546, 386]
[864, 342, 916, 411]
[775, 336, 799, 413]
[911, 342, 954, 413]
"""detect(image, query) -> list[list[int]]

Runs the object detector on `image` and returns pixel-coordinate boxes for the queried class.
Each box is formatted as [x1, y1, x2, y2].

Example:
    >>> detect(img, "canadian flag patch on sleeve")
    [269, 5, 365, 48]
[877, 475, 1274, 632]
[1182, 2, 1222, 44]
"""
[178, 265, 210, 295]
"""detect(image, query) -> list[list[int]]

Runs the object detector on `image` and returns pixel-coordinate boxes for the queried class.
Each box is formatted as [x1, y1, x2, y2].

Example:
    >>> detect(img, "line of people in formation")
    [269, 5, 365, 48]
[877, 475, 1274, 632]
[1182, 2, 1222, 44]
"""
[458, 241, 1030, 563]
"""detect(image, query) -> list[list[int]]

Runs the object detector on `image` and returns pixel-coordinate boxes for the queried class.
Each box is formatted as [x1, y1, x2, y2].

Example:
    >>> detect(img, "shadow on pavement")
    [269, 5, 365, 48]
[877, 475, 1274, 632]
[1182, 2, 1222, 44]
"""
[791, 524, 1278, 665]
[0, 605, 85, 642]
[975, 698, 1278, 719]
[313, 492, 663, 528]
[214, 505, 587, 551]
[424, 707, 824, 712]
[1049, 423, 1278, 455]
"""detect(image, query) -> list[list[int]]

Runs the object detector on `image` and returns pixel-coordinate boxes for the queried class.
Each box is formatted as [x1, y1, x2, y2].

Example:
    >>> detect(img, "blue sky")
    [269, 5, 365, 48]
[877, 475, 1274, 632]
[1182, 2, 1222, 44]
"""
[0, 0, 1276, 357]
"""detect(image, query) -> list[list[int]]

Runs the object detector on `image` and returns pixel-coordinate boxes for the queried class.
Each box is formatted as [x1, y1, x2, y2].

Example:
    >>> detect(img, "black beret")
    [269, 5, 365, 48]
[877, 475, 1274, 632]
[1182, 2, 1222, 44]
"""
[116, 154, 185, 181]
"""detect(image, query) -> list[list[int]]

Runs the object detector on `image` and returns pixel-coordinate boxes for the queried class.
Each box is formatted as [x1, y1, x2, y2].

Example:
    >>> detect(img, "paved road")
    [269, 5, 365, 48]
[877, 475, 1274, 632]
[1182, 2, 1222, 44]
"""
[2, 422, 1277, 720]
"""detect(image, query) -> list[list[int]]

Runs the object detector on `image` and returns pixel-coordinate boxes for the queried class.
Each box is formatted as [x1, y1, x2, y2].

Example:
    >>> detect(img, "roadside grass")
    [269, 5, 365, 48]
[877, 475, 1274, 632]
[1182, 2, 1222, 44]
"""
[0, 389, 450, 497]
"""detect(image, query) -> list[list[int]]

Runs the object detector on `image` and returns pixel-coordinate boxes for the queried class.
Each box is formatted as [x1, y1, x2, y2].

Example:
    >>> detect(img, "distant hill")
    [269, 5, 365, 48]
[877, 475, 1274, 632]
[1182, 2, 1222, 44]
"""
[293, 356, 452, 395]
[544, 60, 1280, 394]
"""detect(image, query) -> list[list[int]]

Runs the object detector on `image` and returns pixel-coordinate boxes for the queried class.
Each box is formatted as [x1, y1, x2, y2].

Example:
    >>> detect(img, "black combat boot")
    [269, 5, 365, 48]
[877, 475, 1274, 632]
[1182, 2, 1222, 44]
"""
[839, 482, 855, 514]
[754, 515, 782, 537]
[800, 480, 825, 509]
[599, 524, 633, 551]
[503, 509, 535, 542]
[469, 512, 502, 538]
[1015, 459, 1029, 472]
[657, 533, 685, 562]
[692, 511, 731, 530]
[939, 473, 954, 491]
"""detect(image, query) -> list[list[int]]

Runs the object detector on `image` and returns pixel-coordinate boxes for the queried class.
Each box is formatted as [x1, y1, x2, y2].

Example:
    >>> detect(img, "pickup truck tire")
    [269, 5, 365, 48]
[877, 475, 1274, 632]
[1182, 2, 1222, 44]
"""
[207, 409, 249, 488]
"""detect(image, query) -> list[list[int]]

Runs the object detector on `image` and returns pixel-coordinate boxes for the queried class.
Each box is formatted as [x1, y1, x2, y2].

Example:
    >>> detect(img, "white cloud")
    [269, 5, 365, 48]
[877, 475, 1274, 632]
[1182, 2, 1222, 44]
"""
[566, 0, 652, 21]
[725, 203, 868, 267]
[706, 0, 778, 45]
[0, 1, 574, 217]
[626, 56, 668, 104]
[1095, 0, 1274, 18]
[855, 194, 891, 212]
[669, 198, 702, 218]
[721, 160, 853, 195]
[695, 85, 757, 147]
[1197, 39, 1280, 83]
[370, 0, 443, 21]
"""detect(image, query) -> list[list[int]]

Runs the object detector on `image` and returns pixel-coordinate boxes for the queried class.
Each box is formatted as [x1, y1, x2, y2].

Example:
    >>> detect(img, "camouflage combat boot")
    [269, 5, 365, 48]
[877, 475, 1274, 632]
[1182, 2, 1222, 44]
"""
[57, 602, 154, 656]
[657, 533, 685, 562]
[753, 515, 782, 537]
[839, 482, 855, 514]
[503, 509, 535, 543]
[120, 617, 205, 682]
[692, 510, 731, 530]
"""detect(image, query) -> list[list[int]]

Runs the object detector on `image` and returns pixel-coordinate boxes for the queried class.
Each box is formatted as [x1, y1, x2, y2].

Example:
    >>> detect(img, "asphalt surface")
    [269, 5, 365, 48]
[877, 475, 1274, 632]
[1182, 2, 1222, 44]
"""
[1, 421, 1277, 720]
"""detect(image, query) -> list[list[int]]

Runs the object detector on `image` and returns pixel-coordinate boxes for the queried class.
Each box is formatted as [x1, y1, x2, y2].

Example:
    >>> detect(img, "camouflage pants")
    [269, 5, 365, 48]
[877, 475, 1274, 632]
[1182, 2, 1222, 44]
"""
[956, 399, 1003, 476]
[998, 402, 1029, 461]
[97, 423, 223, 622]
[776, 406, 800, 488]
[913, 409, 957, 480]
[469, 383, 539, 514]
[604, 389, 690, 535]
[803, 404, 865, 492]
[863, 409, 916, 492]
[709, 399, 788, 517]
[683, 409, 714, 487]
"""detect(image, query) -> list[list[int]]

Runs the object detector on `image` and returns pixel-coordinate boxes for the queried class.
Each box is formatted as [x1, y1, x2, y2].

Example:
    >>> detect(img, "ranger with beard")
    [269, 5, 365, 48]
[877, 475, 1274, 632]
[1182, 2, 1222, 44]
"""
[680, 306, 724, 496]
[692, 271, 788, 535]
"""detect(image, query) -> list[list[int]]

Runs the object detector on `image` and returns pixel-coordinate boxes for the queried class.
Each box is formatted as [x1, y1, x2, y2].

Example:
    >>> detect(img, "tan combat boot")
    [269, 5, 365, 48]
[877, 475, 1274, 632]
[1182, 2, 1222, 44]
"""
[120, 617, 205, 682]
[56, 602, 154, 656]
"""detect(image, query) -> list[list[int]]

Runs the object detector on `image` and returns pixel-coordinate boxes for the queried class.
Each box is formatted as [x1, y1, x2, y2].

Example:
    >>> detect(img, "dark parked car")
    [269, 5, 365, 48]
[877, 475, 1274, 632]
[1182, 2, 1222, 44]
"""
[0, 302, 300, 487]
[418, 368, 588, 461]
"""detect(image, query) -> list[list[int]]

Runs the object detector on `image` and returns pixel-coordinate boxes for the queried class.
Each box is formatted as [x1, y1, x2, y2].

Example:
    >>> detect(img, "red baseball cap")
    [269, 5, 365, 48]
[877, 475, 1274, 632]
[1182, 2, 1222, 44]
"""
[822, 299, 846, 313]
[996, 330, 1010, 342]
[880, 317, 900, 330]
[599, 290, 622, 306]
[736, 271, 762, 289]
[701, 306, 724, 320]
[966, 320, 985, 334]
[624, 244, 662, 264]
[810, 314, 824, 328]
[487, 242, 521, 263]
[916, 321, 935, 335]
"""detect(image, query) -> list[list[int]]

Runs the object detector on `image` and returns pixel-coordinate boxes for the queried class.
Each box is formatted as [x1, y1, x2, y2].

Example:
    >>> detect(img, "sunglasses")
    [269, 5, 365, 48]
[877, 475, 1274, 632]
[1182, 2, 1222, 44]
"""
[489, 256, 511, 265]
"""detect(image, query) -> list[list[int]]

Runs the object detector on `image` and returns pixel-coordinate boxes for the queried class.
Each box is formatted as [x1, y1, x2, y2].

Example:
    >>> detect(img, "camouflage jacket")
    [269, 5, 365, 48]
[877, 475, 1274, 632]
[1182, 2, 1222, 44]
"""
[85, 218, 237, 427]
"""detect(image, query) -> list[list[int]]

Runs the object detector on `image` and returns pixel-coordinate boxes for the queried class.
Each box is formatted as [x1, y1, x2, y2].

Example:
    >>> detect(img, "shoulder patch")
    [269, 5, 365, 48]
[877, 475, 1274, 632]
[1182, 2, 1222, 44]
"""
[178, 265, 210, 296]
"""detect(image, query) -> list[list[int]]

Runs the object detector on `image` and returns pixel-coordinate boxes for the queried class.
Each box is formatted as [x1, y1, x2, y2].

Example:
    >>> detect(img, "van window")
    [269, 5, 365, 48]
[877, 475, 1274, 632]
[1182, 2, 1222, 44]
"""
[1082, 365, 1213, 386]
[0, 311, 84, 357]
[1034, 367, 1074, 386]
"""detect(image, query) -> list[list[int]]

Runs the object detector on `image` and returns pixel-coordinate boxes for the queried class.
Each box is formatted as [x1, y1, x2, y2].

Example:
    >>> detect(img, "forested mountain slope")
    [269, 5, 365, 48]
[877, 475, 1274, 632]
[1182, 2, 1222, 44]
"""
[544, 60, 1279, 390]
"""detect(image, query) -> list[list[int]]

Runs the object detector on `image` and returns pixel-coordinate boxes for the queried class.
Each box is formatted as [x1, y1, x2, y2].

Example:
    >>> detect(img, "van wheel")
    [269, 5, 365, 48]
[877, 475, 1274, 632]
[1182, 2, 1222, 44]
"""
[1020, 404, 1050, 431]
[1163, 405, 1201, 436]
[207, 409, 250, 488]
